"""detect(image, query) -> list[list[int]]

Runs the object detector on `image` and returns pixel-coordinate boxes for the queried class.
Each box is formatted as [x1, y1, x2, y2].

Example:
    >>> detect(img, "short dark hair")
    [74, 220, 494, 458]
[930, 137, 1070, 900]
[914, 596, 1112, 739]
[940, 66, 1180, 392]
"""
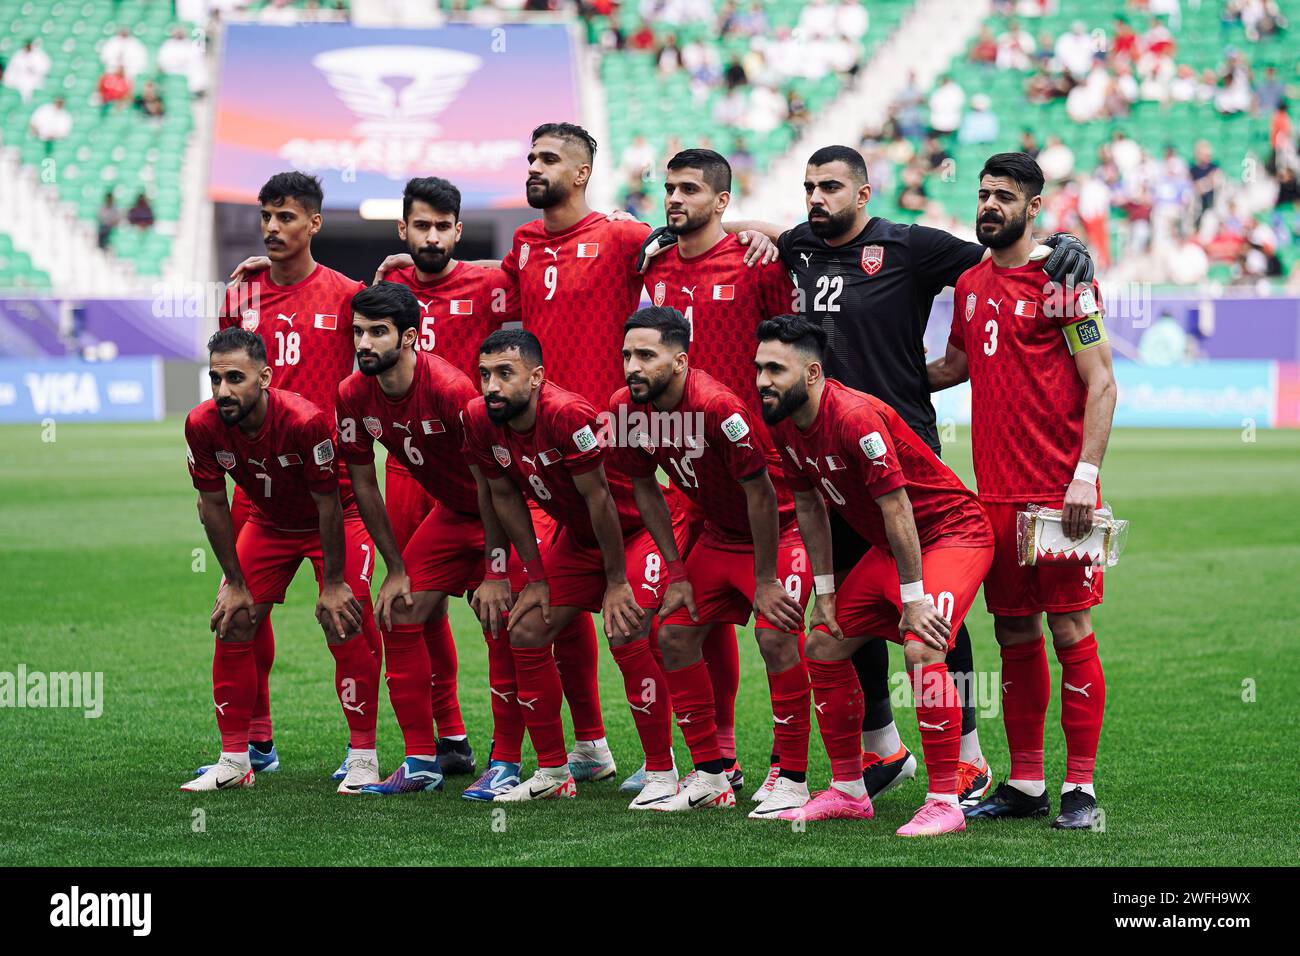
[756, 314, 827, 363]
[208, 327, 267, 365]
[666, 148, 732, 194]
[531, 122, 598, 163]
[351, 282, 421, 335]
[807, 145, 869, 186]
[480, 328, 544, 367]
[257, 171, 324, 215]
[624, 306, 692, 353]
[979, 151, 1046, 199]
[403, 176, 461, 221]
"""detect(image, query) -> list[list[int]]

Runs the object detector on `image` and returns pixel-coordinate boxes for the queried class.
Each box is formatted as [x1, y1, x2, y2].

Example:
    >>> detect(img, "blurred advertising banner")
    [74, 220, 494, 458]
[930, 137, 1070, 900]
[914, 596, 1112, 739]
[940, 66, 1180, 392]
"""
[210, 23, 580, 211]
[0, 298, 207, 361]
[0, 357, 163, 423]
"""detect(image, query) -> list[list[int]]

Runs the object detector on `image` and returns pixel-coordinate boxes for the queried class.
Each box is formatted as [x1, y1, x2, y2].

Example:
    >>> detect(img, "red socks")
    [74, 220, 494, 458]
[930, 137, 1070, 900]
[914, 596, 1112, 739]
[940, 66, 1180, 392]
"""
[212, 638, 256, 753]
[1057, 633, 1106, 784]
[702, 623, 739, 759]
[511, 644, 568, 767]
[610, 638, 674, 772]
[381, 622, 436, 757]
[767, 661, 811, 774]
[665, 659, 721, 765]
[912, 660, 961, 795]
[423, 615, 465, 738]
[248, 614, 275, 741]
[553, 613, 604, 741]
[484, 634, 524, 764]
[1000, 636, 1050, 781]
[807, 658, 863, 782]
[328, 631, 380, 750]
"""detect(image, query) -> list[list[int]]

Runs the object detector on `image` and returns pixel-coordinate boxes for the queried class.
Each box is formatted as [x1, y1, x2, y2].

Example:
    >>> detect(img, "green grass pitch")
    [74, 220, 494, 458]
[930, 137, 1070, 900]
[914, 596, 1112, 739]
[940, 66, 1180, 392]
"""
[1, 419, 1296, 866]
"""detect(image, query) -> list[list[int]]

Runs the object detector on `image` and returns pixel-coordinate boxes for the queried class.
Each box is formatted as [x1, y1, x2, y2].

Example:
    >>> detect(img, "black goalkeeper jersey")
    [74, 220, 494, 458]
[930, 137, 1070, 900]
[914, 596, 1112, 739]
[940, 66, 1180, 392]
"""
[777, 216, 983, 454]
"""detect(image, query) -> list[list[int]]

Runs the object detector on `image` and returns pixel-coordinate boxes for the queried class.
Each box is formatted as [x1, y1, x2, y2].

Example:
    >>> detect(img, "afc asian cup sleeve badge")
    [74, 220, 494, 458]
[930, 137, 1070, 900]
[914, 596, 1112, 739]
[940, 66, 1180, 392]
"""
[965, 292, 977, 323]
[240, 310, 259, 332]
[518, 243, 530, 270]
[363, 416, 383, 439]
[653, 281, 666, 307]
[861, 244, 884, 276]
[492, 444, 512, 468]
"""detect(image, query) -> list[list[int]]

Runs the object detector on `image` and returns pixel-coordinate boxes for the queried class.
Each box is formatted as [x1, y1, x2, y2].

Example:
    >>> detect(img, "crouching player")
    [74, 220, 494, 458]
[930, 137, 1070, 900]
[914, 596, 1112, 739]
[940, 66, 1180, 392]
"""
[610, 307, 810, 815]
[755, 316, 994, 836]
[462, 330, 687, 805]
[183, 328, 382, 793]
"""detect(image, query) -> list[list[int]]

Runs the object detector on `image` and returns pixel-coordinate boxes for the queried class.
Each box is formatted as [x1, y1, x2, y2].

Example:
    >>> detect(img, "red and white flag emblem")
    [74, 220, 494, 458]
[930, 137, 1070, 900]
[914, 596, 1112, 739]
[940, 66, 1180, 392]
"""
[314, 313, 337, 330]
[450, 300, 473, 315]
[277, 453, 303, 468]
[422, 419, 445, 435]
[1015, 300, 1037, 318]
[576, 243, 599, 258]
[861, 245, 884, 275]
[826, 455, 847, 471]
[653, 281, 666, 307]
[712, 285, 735, 301]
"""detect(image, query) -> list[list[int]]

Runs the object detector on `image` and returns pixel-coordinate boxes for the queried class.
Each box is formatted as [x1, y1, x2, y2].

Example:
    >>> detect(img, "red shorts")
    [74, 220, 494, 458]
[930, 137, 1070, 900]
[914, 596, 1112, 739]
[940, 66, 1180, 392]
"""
[385, 456, 435, 553]
[983, 501, 1104, 616]
[662, 524, 812, 633]
[233, 515, 377, 607]
[404, 503, 492, 597]
[542, 512, 690, 613]
[830, 544, 994, 648]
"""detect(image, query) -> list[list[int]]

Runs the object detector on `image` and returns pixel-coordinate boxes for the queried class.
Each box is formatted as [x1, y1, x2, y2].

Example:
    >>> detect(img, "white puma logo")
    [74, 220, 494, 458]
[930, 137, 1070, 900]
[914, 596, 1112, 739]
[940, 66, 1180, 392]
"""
[520, 455, 536, 469]
[804, 456, 821, 471]
[277, 313, 295, 325]
[800, 253, 812, 267]
[641, 582, 662, 598]
[248, 457, 267, 470]
[518, 696, 538, 711]
[814, 701, 826, 715]
[773, 713, 794, 726]
[986, 297, 1002, 315]
[544, 247, 559, 259]
[918, 719, 950, 731]
[678, 712, 694, 725]
[628, 700, 653, 715]
[1065, 681, 1092, 698]
[342, 700, 367, 716]
[490, 686, 514, 702]
[416, 299, 432, 312]
[681, 285, 696, 300]
[213, 700, 229, 716]
[392, 422, 412, 435]
[1002, 681, 1012, 693]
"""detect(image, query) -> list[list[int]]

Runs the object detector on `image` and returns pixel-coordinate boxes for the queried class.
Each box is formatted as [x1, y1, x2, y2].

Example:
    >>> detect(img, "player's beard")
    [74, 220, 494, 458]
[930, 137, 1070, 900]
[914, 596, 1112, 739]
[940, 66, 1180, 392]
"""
[526, 178, 567, 209]
[626, 368, 672, 404]
[357, 348, 401, 376]
[485, 393, 529, 424]
[760, 379, 808, 426]
[665, 206, 712, 237]
[977, 207, 1029, 249]
[411, 244, 451, 274]
[217, 392, 259, 426]
[808, 204, 856, 240]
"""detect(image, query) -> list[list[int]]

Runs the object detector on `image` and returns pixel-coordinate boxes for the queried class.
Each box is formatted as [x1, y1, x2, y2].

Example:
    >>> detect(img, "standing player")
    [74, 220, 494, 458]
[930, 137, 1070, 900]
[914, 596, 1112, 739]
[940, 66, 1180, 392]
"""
[183, 329, 382, 793]
[754, 316, 994, 836]
[611, 308, 812, 816]
[688, 146, 1091, 802]
[211, 171, 375, 783]
[463, 330, 685, 807]
[928, 153, 1115, 829]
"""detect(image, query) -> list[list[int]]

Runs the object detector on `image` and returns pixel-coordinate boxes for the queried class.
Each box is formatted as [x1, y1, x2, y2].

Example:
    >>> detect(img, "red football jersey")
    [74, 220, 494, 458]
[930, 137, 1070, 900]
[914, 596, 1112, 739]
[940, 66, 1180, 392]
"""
[500, 211, 650, 404]
[336, 351, 481, 515]
[642, 233, 795, 418]
[948, 261, 1103, 501]
[385, 261, 519, 378]
[220, 264, 363, 416]
[186, 388, 345, 533]
[770, 380, 991, 555]
[609, 368, 795, 550]
[462, 381, 643, 549]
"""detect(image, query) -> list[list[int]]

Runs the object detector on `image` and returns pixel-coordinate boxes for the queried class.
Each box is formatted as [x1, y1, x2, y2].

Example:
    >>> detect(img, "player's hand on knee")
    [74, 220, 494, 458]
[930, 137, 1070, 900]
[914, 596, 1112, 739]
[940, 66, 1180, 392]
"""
[754, 578, 804, 634]
[900, 600, 950, 651]
[659, 580, 698, 623]
[227, 255, 271, 286]
[372, 253, 414, 285]
[810, 593, 844, 641]
[318, 582, 363, 641]
[211, 581, 256, 641]
[472, 578, 514, 639]
[1061, 479, 1097, 541]
[507, 580, 550, 631]
[376, 569, 413, 631]
[602, 581, 645, 640]
[737, 230, 780, 266]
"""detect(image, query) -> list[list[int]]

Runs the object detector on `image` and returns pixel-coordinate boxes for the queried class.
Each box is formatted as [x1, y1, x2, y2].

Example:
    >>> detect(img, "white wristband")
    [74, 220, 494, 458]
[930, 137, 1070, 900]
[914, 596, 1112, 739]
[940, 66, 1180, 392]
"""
[813, 574, 836, 596]
[900, 580, 925, 604]
[1073, 461, 1099, 485]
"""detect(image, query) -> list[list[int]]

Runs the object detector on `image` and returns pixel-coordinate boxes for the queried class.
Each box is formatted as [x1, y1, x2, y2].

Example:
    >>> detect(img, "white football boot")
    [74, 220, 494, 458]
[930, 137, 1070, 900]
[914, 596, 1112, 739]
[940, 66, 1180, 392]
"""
[181, 754, 254, 792]
[336, 750, 380, 794]
[494, 766, 578, 801]
[653, 770, 735, 812]
[748, 775, 809, 820]
[628, 769, 679, 810]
